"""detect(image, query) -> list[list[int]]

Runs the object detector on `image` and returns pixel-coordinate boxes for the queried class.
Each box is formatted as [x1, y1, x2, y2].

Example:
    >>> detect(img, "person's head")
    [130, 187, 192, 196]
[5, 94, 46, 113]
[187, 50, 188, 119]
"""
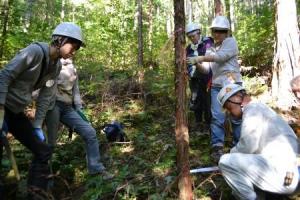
[51, 22, 84, 59]
[290, 75, 300, 100]
[217, 83, 246, 119]
[210, 16, 230, 45]
[186, 22, 201, 44]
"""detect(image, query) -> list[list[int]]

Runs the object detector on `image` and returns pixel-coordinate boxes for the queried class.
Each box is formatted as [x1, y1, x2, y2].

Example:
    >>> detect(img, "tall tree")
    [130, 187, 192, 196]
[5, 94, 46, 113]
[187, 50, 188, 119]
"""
[174, 0, 193, 199]
[147, 0, 153, 55]
[24, 0, 34, 31]
[271, 0, 300, 108]
[214, 0, 224, 16]
[137, 0, 143, 67]
[0, 0, 12, 60]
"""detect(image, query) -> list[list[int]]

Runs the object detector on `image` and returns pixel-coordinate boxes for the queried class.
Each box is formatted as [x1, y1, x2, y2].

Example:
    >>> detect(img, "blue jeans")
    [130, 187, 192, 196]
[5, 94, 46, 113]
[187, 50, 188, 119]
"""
[210, 87, 241, 147]
[45, 101, 105, 174]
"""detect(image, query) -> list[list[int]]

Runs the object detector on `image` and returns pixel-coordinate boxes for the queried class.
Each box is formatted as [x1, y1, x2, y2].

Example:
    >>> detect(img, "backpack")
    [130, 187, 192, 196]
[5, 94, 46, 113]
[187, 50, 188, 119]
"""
[103, 121, 126, 142]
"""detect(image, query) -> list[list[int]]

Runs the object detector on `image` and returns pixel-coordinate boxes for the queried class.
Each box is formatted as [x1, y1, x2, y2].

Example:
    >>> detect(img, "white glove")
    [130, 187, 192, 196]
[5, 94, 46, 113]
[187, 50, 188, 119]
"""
[187, 56, 204, 65]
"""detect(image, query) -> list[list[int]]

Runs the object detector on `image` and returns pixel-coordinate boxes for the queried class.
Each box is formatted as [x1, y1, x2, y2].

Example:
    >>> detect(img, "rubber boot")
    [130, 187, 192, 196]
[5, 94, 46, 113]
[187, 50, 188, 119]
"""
[27, 163, 50, 200]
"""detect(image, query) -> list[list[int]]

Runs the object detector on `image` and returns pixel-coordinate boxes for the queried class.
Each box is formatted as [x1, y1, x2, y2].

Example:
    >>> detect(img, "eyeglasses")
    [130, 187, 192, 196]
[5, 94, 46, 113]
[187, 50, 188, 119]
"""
[212, 29, 228, 34]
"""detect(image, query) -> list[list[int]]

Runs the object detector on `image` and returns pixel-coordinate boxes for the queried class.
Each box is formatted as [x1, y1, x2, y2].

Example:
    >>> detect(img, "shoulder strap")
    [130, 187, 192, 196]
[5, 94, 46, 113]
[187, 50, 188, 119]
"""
[33, 42, 47, 88]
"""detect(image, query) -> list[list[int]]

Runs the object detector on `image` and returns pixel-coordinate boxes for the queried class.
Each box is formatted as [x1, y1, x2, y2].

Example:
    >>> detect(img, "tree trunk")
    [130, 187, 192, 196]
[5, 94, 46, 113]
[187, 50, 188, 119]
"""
[214, 0, 224, 16]
[229, 0, 235, 32]
[61, 0, 65, 20]
[174, 0, 193, 199]
[185, 0, 192, 23]
[147, 0, 153, 54]
[137, 0, 143, 67]
[0, 0, 11, 60]
[271, 0, 300, 109]
[24, 0, 35, 31]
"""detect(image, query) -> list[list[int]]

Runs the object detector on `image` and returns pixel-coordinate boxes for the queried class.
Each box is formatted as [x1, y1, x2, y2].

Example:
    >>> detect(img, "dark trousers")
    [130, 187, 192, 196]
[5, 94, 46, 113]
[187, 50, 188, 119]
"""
[1, 107, 53, 197]
[189, 78, 211, 124]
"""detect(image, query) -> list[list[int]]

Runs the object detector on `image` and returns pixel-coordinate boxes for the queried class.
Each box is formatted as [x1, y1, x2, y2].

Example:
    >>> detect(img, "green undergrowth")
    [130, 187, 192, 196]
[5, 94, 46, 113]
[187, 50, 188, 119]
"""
[2, 64, 235, 199]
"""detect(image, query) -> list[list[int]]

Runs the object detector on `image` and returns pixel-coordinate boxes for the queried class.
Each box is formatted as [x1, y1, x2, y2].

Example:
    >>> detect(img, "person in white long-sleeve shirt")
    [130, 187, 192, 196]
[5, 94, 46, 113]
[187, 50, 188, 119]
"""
[216, 83, 299, 200]
[187, 16, 243, 163]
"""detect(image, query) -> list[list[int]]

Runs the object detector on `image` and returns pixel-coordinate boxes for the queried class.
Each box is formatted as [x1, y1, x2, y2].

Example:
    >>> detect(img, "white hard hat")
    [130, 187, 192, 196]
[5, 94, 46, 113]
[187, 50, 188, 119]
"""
[52, 22, 84, 46]
[217, 83, 245, 107]
[186, 23, 201, 34]
[210, 16, 230, 30]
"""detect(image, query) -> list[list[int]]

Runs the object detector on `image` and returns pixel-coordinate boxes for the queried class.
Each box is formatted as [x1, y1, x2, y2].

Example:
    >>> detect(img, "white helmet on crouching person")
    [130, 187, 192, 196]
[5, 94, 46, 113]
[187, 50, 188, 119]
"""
[210, 16, 230, 30]
[52, 22, 85, 49]
[217, 83, 245, 107]
[186, 22, 201, 35]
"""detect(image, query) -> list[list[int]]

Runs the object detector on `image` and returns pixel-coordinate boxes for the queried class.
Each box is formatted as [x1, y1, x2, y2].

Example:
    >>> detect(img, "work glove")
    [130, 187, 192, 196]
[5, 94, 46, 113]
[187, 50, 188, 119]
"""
[76, 109, 89, 122]
[187, 65, 196, 77]
[187, 56, 204, 65]
[33, 128, 46, 142]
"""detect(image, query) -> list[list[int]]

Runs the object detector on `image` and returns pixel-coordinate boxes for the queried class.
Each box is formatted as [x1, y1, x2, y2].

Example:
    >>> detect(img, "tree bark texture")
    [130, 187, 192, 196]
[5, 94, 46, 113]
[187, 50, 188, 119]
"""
[271, 0, 300, 108]
[174, 0, 193, 200]
[214, 0, 224, 16]
[24, 0, 34, 31]
[147, 0, 153, 53]
[137, 0, 144, 67]
[0, 0, 11, 60]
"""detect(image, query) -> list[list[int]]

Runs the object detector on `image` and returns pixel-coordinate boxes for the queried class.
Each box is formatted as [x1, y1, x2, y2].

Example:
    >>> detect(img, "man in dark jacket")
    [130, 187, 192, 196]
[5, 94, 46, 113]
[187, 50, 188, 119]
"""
[0, 22, 84, 199]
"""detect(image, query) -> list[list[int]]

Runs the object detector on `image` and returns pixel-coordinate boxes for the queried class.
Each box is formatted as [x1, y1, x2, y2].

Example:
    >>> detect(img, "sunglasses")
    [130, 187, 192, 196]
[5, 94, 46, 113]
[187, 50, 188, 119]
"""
[212, 29, 228, 34]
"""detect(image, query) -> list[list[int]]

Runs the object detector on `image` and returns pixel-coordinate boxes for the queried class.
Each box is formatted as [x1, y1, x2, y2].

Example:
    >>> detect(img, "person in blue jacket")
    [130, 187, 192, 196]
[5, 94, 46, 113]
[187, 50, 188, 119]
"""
[186, 22, 213, 131]
[0, 22, 84, 198]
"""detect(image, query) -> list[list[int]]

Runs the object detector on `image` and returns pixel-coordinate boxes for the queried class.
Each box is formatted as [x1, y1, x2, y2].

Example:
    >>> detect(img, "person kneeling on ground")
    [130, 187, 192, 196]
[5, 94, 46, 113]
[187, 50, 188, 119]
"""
[217, 83, 299, 200]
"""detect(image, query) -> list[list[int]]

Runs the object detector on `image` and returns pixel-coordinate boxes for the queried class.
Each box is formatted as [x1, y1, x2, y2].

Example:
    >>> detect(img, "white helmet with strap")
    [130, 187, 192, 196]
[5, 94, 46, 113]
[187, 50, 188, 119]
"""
[217, 83, 245, 107]
[210, 16, 230, 30]
[52, 22, 84, 46]
[186, 22, 201, 34]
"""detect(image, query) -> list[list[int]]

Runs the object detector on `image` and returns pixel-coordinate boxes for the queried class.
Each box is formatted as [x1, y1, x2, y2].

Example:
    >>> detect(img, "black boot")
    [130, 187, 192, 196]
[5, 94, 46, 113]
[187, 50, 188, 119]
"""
[27, 163, 51, 200]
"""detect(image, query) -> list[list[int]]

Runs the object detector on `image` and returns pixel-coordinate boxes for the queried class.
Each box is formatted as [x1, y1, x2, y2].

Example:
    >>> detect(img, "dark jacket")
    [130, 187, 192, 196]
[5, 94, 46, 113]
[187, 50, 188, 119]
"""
[0, 42, 61, 128]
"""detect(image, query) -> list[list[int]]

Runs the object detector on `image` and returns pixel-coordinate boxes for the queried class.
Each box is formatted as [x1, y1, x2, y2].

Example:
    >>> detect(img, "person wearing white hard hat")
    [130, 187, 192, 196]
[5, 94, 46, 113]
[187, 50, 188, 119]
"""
[187, 16, 243, 163]
[185, 22, 213, 132]
[0, 22, 84, 198]
[217, 83, 299, 200]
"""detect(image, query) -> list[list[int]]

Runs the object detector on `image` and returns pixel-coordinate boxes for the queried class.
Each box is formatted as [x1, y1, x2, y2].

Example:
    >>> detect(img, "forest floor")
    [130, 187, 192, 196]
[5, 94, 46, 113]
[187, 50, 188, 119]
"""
[1, 67, 300, 200]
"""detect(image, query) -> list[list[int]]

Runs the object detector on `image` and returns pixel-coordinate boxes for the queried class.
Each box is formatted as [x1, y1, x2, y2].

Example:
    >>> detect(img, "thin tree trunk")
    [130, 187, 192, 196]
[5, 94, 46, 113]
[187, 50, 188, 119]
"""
[185, 0, 192, 23]
[0, 0, 11, 60]
[229, 0, 235, 32]
[24, 0, 34, 31]
[46, 0, 54, 26]
[271, 0, 300, 108]
[137, 0, 143, 67]
[147, 0, 153, 54]
[61, 0, 65, 20]
[174, 0, 192, 199]
[214, 0, 224, 16]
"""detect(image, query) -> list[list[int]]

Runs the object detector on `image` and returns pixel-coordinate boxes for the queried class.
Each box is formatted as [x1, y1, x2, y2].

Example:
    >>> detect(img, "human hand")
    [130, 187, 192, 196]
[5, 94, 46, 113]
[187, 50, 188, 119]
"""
[187, 56, 204, 65]
[33, 128, 46, 141]
[284, 171, 294, 186]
